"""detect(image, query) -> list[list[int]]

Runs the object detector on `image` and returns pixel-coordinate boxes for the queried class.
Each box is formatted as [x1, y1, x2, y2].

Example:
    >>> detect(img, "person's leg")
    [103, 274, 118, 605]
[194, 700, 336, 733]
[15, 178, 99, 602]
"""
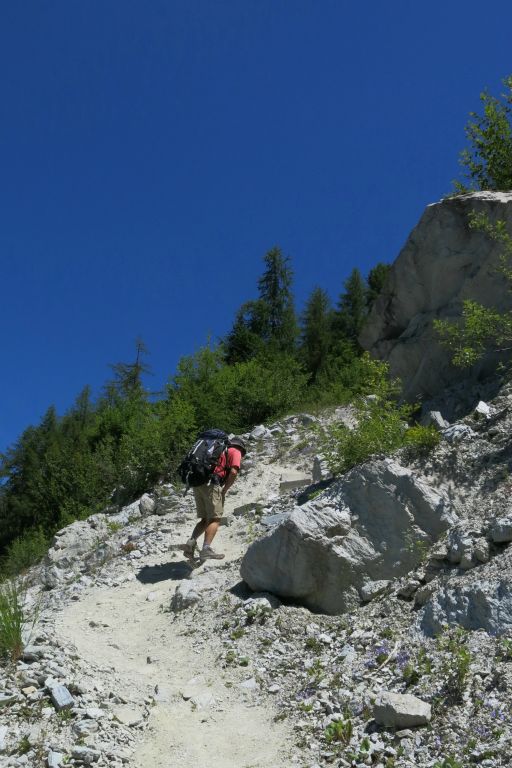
[184, 487, 208, 555]
[199, 486, 225, 559]
[203, 519, 220, 546]
[192, 518, 208, 540]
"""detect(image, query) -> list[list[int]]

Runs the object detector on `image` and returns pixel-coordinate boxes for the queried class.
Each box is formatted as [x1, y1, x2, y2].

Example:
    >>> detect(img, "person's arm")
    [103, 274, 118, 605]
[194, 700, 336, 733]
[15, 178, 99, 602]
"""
[222, 467, 239, 500]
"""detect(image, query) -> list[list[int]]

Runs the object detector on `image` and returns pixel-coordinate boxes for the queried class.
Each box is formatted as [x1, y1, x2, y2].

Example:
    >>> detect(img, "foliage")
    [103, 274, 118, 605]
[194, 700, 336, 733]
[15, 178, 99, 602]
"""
[321, 357, 408, 475]
[300, 286, 333, 381]
[334, 267, 367, 345]
[404, 424, 440, 455]
[224, 246, 297, 362]
[0, 579, 31, 663]
[434, 213, 512, 366]
[324, 717, 353, 745]
[433, 757, 463, 768]
[322, 357, 439, 475]
[437, 627, 472, 704]
[366, 262, 391, 308]
[455, 75, 512, 192]
[1, 529, 49, 577]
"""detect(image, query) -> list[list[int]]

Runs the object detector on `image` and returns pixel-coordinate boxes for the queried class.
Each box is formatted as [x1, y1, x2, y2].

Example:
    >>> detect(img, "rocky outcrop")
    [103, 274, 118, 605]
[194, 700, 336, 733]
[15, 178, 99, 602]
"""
[241, 458, 457, 614]
[360, 191, 512, 401]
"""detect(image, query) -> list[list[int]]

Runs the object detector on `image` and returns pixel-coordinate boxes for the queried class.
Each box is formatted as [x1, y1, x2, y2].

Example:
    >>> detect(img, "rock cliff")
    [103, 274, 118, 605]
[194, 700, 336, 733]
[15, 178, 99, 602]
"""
[360, 191, 512, 401]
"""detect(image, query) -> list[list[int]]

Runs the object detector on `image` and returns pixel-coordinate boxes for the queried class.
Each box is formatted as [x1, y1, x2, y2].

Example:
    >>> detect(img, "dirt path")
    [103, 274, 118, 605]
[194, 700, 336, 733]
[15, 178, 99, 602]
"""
[55, 460, 294, 768]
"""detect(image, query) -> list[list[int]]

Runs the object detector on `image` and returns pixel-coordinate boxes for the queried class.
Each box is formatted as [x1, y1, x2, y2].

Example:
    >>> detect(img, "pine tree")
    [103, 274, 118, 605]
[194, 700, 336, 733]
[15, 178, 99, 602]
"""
[105, 339, 151, 401]
[366, 263, 391, 309]
[224, 247, 297, 362]
[456, 75, 512, 192]
[335, 268, 367, 344]
[257, 247, 298, 353]
[300, 287, 333, 380]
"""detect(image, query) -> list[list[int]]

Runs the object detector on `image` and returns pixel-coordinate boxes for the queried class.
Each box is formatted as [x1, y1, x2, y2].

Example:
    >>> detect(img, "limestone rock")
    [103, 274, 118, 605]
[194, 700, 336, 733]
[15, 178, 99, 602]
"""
[170, 577, 217, 612]
[46, 520, 107, 568]
[420, 410, 449, 430]
[139, 493, 155, 515]
[421, 578, 512, 636]
[241, 458, 455, 614]
[48, 684, 74, 711]
[489, 517, 512, 543]
[360, 192, 512, 400]
[442, 424, 477, 443]
[374, 692, 431, 728]
[279, 470, 311, 493]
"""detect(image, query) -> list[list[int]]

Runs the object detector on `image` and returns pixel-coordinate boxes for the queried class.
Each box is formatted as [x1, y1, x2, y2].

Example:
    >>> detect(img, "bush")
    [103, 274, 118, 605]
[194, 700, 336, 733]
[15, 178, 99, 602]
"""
[321, 357, 439, 476]
[1, 529, 49, 578]
[0, 580, 28, 663]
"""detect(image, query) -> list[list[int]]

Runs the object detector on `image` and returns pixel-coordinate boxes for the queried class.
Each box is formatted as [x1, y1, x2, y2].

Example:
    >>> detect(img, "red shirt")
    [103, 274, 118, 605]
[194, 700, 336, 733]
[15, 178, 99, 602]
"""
[213, 446, 242, 481]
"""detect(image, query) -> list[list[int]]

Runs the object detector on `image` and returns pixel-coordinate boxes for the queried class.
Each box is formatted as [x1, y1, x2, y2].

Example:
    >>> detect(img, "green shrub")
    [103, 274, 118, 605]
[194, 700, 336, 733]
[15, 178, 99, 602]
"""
[404, 425, 440, 455]
[0, 580, 29, 663]
[1, 529, 49, 577]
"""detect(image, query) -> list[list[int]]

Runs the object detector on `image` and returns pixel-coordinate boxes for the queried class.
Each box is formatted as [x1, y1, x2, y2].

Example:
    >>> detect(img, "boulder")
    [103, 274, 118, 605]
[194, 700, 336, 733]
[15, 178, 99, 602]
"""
[374, 692, 431, 728]
[279, 470, 312, 493]
[241, 458, 455, 614]
[139, 493, 156, 515]
[46, 520, 107, 569]
[360, 192, 512, 400]
[420, 410, 449, 430]
[489, 517, 512, 543]
[421, 578, 512, 636]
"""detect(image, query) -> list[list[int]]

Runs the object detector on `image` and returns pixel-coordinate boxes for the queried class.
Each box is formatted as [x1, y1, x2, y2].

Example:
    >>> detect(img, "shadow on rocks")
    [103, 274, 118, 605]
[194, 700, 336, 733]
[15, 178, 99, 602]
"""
[136, 561, 191, 584]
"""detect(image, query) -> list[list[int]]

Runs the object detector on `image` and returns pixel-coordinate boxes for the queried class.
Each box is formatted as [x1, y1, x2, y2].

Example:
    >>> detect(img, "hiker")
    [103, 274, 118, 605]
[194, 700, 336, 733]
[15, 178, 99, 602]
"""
[183, 435, 247, 561]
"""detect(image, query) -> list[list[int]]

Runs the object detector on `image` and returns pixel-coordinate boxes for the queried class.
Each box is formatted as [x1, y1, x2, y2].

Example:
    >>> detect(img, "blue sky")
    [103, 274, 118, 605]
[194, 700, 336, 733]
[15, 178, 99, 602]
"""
[1, 0, 512, 451]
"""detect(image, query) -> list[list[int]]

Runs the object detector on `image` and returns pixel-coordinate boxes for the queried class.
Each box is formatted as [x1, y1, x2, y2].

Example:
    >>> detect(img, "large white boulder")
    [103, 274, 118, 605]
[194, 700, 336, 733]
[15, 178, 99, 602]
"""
[360, 192, 512, 400]
[241, 458, 456, 614]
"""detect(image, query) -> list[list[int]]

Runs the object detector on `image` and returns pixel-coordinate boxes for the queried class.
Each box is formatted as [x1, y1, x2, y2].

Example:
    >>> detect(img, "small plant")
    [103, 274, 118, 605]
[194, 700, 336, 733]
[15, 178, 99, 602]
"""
[17, 735, 31, 755]
[433, 757, 463, 768]
[402, 645, 432, 687]
[107, 520, 123, 534]
[324, 717, 353, 746]
[230, 627, 245, 640]
[0, 579, 32, 663]
[437, 627, 472, 703]
[306, 658, 325, 683]
[496, 636, 512, 661]
[404, 424, 440, 456]
[305, 636, 323, 653]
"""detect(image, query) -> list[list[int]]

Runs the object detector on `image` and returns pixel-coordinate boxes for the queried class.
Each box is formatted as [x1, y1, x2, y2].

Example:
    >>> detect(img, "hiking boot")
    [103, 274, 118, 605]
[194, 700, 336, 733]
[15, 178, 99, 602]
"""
[199, 545, 225, 561]
[182, 538, 197, 558]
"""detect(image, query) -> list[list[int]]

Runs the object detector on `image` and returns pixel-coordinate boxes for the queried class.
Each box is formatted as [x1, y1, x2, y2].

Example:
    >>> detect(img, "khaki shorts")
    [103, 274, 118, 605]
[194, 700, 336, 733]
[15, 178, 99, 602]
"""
[193, 484, 224, 522]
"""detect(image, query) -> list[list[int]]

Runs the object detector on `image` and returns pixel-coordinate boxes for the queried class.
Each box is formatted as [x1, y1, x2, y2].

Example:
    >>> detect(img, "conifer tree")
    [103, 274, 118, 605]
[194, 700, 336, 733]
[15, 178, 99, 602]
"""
[335, 268, 367, 344]
[224, 247, 297, 362]
[257, 247, 298, 353]
[300, 286, 333, 380]
[366, 263, 391, 309]
[105, 339, 150, 401]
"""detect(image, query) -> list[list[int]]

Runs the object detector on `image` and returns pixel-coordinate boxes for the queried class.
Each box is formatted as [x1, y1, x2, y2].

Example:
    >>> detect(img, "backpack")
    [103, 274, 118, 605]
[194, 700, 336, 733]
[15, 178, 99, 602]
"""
[178, 428, 229, 490]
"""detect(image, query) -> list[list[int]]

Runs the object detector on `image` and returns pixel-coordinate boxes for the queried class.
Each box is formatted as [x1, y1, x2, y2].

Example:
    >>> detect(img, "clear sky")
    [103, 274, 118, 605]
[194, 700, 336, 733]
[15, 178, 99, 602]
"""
[1, 0, 512, 451]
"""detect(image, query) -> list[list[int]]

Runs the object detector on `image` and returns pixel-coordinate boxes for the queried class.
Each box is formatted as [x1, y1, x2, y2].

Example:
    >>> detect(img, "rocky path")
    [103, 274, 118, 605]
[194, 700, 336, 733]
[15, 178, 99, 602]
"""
[54, 458, 294, 768]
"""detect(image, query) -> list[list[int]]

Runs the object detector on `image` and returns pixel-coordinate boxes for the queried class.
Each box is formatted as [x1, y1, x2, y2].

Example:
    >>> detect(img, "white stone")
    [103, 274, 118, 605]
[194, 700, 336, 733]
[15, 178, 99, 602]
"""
[374, 692, 431, 728]
[474, 400, 491, 418]
[279, 470, 311, 493]
[139, 494, 155, 515]
[47, 752, 64, 768]
[48, 685, 74, 711]
[112, 705, 142, 727]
